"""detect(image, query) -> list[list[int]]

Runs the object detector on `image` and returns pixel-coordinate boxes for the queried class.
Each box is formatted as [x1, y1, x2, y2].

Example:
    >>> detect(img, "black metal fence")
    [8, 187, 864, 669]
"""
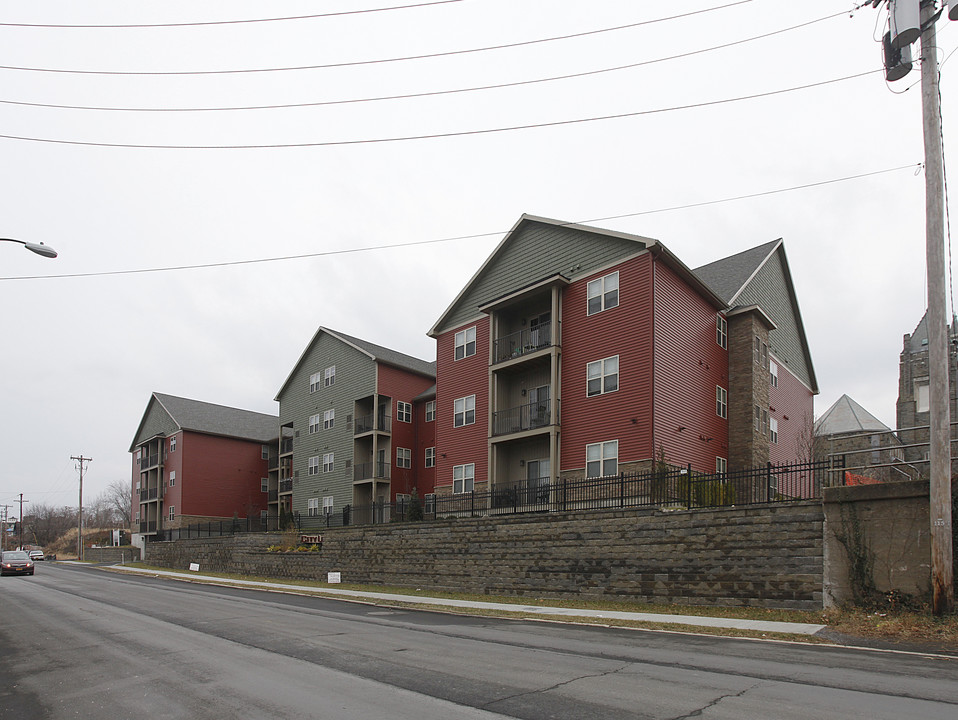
[151, 458, 838, 541]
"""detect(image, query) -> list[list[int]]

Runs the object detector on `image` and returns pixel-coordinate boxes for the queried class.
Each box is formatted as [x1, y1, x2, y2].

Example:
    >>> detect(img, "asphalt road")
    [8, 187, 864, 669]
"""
[1, 563, 956, 720]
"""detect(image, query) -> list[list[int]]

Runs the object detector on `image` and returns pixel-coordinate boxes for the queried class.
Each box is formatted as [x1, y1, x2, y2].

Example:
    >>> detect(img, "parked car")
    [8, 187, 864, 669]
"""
[1, 551, 35, 576]
[27, 549, 44, 561]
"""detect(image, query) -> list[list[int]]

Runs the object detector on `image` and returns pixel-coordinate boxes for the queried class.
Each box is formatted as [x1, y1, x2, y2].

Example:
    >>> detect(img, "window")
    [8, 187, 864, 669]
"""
[324, 365, 336, 387]
[323, 453, 334, 473]
[586, 440, 618, 478]
[716, 315, 727, 349]
[424, 493, 436, 514]
[453, 463, 475, 494]
[754, 337, 768, 369]
[425, 447, 436, 468]
[755, 406, 768, 435]
[261, 444, 269, 459]
[308, 414, 321, 434]
[454, 326, 477, 360]
[309, 372, 322, 393]
[397, 401, 412, 423]
[396, 447, 412, 469]
[770, 361, 778, 387]
[324, 409, 335, 429]
[261, 478, 268, 493]
[307, 497, 320, 516]
[716, 457, 727, 474]
[587, 355, 619, 397]
[260, 509, 268, 522]
[587, 271, 619, 315]
[716, 386, 727, 419]
[454, 395, 476, 427]
[323, 496, 334, 515]
[135, 511, 140, 523]
[168, 471, 175, 487]
[917, 383, 930, 413]
[770, 417, 778, 444]
[425, 400, 436, 422]
[395, 493, 411, 509]
[168, 505, 175, 522]
[308, 455, 320, 475]
[169, 436, 176, 453]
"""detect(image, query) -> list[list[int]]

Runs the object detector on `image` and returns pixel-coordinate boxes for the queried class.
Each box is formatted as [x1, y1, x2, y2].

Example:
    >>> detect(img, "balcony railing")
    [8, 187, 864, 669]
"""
[280, 438, 293, 455]
[492, 399, 557, 436]
[493, 321, 553, 364]
[354, 461, 391, 482]
[138, 521, 158, 534]
[139, 452, 166, 469]
[268, 455, 279, 470]
[139, 487, 159, 502]
[279, 479, 293, 493]
[355, 414, 392, 435]
[268, 490, 278, 502]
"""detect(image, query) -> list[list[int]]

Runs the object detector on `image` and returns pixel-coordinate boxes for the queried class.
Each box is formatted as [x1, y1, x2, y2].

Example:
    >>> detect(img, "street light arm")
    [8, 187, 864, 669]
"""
[0, 237, 58, 258]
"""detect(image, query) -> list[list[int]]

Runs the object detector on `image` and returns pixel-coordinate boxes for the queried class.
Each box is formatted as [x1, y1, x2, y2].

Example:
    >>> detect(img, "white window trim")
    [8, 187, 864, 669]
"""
[770, 417, 779, 444]
[453, 463, 475, 494]
[454, 326, 477, 361]
[586, 440, 618, 478]
[324, 365, 336, 387]
[323, 452, 334, 473]
[324, 408, 335, 430]
[770, 361, 779, 387]
[169, 436, 177, 452]
[425, 400, 436, 422]
[397, 401, 412, 423]
[309, 371, 322, 393]
[307, 497, 320, 517]
[587, 271, 620, 315]
[308, 455, 320, 476]
[586, 355, 619, 397]
[168, 470, 175, 487]
[308, 413, 321, 434]
[716, 315, 728, 349]
[168, 505, 175, 522]
[425, 446, 436, 468]
[454, 394, 476, 427]
[716, 457, 727, 474]
[716, 386, 727, 419]
[323, 496, 334, 514]
[261, 478, 269, 493]
[396, 447, 411, 469]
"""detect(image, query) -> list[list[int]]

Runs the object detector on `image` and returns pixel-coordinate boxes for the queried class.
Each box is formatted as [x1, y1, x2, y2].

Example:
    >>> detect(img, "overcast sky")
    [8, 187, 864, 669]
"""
[0, 1, 953, 516]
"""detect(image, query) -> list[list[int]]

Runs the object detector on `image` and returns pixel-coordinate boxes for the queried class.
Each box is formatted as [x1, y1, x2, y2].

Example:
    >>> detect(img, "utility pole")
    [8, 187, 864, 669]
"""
[72, 455, 92, 561]
[918, 0, 954, 615]
[877, 0, 955, 614]
[18, 494, 29, 551]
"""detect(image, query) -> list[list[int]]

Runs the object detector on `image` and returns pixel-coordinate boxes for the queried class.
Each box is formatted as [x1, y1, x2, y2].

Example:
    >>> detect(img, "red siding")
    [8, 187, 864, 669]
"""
[769, 356, 814, 465]
[560, 254, 655, 472]
[652, 259, 729, 473]
[180, 432, 269, 519]
[435, 318, 490, 489]
[414, 397, 437, 495]
[377, 362, 436, 499]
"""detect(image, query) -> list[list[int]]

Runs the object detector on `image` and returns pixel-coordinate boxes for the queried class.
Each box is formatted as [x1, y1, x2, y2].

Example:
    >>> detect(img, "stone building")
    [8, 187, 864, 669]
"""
[896, 313, 958, 478]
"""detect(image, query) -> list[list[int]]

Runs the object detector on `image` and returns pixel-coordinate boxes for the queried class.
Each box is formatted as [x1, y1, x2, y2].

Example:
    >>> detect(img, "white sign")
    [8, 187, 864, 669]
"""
[189, 562, 200, 572]
[327, 571, 341, 584]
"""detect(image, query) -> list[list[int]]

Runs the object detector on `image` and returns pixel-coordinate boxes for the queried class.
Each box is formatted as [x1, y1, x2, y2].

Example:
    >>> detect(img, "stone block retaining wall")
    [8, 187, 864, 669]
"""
[146, 501, 824, 609]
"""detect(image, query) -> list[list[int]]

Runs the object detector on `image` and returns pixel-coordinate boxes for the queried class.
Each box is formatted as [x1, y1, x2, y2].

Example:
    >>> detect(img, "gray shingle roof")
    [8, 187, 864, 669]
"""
[692, 239, 780, 304]
[328, 329, 436, 378]
[814, 394, 890, 436]
[153, 393, 278, 443]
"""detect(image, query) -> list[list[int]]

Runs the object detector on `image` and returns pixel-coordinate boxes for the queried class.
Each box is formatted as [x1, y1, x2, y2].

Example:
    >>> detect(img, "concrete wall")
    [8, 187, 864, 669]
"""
[823, 480, 930, 607]
[84, 546, 141, 564]
[146, 501, 824, 610]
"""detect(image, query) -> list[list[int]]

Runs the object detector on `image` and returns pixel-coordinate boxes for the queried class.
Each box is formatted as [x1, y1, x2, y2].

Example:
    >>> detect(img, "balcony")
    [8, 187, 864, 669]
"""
[492, 400, 557, 436]
[354, 461, 391, 482]
[280, 438, 293, 455]
[268, 455, 279, 470]
[493, 476, 552, 508]
[139, 487, 159, 502]
[139, 452, 166, 470]
[279, 479, 293, 493]
[138, 521, 158, 534]
[493, 322, 553, 364]
[355, 414, 391, 435]
[268, 490, 278, 502]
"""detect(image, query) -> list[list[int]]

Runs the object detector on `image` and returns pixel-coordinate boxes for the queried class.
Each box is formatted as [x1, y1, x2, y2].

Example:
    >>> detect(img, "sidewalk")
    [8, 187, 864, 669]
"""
[101, 564, 826, 636]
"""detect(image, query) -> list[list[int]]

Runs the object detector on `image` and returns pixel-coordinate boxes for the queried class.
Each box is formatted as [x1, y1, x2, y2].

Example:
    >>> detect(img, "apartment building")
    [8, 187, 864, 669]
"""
[129, 392, 278, 541]
[426, 215, 817, 501]
[273, 327, 435, 523]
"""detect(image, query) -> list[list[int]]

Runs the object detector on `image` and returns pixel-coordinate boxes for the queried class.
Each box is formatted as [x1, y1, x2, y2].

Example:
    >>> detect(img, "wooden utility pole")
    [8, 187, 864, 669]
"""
[918, 0, 954, 615]
[72, 455, 92, 561]
[18, 494, 28, 551]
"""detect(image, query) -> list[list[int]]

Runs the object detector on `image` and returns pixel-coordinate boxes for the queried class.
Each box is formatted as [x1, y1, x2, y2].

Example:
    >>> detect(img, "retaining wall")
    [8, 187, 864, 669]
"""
[146, 501, 824, 609]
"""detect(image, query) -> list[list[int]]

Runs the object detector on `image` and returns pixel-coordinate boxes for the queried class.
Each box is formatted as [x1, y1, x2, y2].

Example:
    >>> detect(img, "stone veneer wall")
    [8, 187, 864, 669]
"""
[83, 546, 141, 563]
[145, 501, 824, 609]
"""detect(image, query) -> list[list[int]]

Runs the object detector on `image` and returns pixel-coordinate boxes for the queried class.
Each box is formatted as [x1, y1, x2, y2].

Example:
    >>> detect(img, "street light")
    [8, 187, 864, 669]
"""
[0, 237, 58, 258]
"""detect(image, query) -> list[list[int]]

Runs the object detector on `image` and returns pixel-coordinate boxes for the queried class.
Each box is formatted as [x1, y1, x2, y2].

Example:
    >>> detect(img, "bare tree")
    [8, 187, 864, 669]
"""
[98, 479, 133, 526]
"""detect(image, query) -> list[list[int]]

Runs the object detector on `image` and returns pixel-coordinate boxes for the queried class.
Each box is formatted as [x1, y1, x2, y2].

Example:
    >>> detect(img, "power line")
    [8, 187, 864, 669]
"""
[0, 0, 466, 29]
[0, 9, 851, 113]
[0, 69, 881, 149]
[0, 2, 755, 76]
[0, 163, 919, 282]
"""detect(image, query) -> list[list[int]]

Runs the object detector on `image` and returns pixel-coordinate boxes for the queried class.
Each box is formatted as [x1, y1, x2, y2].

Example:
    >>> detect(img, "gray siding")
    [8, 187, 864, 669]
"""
[437, 221, 648, 334]
[132, 400, 177, 446]
[277, 333, 377, 515]
[736, 251, 813, 389]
